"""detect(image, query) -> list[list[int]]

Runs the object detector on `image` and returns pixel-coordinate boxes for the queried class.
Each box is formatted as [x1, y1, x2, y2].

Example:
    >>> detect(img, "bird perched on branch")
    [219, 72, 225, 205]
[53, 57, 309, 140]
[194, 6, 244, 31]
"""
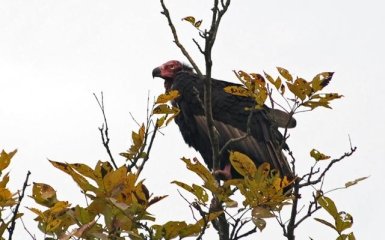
[152, 60, 295, 179]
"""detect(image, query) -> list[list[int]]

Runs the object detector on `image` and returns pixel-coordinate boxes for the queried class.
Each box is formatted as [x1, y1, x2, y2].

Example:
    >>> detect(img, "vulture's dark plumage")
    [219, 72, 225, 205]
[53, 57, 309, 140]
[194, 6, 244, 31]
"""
[153, 60, 295, 179]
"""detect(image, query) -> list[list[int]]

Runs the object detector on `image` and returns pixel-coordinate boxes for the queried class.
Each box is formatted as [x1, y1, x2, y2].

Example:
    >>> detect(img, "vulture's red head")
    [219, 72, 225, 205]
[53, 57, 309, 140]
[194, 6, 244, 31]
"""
[152, 60, 192, 91]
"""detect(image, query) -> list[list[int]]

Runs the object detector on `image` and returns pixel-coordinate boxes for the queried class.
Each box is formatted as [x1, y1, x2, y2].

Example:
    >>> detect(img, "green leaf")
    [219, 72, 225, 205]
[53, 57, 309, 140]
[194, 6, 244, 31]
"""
[314, 217, 336, 231]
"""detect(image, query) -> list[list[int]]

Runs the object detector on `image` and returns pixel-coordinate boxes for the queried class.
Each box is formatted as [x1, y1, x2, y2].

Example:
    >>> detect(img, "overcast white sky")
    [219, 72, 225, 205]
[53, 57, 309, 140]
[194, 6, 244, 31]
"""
[1, 0, 384, 239]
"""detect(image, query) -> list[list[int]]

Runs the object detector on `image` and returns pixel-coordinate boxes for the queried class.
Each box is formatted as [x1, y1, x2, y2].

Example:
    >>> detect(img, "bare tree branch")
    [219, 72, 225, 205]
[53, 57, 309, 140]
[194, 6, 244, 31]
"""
[159, 0, 203, 77]
[299, 146, 357, 188]
[8, 171, 31, 240]
[93, 92, 118, 169]
[294, 193, 321, 228]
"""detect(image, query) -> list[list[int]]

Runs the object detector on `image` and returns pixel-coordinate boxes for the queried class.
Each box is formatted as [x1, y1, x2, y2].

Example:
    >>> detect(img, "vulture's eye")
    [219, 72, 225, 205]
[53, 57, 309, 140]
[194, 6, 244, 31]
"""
[169, 65, 175, 69]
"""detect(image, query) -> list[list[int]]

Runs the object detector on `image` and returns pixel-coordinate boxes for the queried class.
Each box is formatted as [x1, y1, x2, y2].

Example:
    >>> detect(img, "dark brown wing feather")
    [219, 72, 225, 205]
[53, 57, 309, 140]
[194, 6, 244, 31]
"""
[172, 71, 293, 179]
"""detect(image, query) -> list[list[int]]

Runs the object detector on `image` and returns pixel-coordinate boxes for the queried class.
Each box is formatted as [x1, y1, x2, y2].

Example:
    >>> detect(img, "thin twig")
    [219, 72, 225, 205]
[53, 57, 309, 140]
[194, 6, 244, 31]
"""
[234, 226, 257, 240]
[298, 147, 357, 188]
[93, 92, 118, 169]
[159, 0, 203, 77]
[294, 193, 321, 228]
[20, 217, 36, 240]
[136, 123, 159, 176]
[229, 208, 251, 240]
[8, 171, 31, 240]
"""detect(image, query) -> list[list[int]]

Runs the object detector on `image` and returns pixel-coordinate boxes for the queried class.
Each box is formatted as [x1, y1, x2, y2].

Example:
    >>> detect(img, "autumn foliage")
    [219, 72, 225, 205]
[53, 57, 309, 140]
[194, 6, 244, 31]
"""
[0, 1, 365, 240]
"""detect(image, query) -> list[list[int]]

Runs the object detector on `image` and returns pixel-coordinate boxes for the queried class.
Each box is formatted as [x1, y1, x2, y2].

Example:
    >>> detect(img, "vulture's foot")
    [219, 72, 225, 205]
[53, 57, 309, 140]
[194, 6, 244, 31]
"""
[214, 164, 232, 180]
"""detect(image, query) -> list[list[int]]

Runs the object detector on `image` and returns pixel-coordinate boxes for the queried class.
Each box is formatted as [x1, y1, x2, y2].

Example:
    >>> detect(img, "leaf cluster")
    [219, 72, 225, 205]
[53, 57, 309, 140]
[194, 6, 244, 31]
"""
[29, 161, 166, 239]
[0, 149, 20, 238]
[153, 90, 181, 128]
[225, 68, 342, 113]
[314, 196, 355, 240]
[173, 153, 292, 233]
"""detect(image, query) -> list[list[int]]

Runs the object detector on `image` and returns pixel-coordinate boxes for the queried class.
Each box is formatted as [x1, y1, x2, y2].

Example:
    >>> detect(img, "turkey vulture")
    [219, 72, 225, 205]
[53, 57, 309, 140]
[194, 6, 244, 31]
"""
[152, 60, 295, 179]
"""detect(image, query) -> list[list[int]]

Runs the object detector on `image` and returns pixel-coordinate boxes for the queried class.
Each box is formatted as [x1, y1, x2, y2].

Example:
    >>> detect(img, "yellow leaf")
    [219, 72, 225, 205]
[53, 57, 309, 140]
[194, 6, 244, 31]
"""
[287, 78, 312, 100]
[94, 161, 113, 179]
[0, 149, 17, 172]
[163, 221, 188, 239]
[264, 72, 281, 90]
[172, 181, 194, 194]
[277, 67, 293, 82]
[197, 211, 223, 225]
[317, 196, 339, 219]
[68, 163, 96, 181]
[103, 166, 128, 196]
[237, 70, 252, 83]
[148, 195, 168, 207]
[156, 116, 166, 127]
[155, 90, 180, 104]
[59, 219, 97, 239]
[0, 173, 9, 188]
[172, 181, 208, 204]
[50, 160, 98, 193]
[223, 85, 250, 97]
[0, 188, 14, 206]
[345, 176, 369, 188]
[229, 151, 257, 177]
[27, 207, 46, 221]
[46, 218, 62, 232]
[311, 72, 334, 92]
[252, 217, 266, 231]
[182, 16, 196, 24]
[32, 182, 58, 207]
[314, 217, 336, 230]
[302, 100, 331, 109]
[252, 206, 275, 218]
[335, 212, 353, 233]
[312, 93, 343, 102]
[194, 20, 202, 28]
[165, 109, 180, 126]
[134, 180, 149, 204]
[310, 149, 330, 161]
[50, 201, 70, 214]
[132, 124, 145, 147]
[153, 104, 179, 114]
[180, 157, 218, 191]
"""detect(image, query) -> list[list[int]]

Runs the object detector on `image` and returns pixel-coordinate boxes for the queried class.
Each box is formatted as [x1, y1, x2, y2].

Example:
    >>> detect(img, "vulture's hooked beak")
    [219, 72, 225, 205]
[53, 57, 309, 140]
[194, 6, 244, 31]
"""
[152, 67, 161, 78]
